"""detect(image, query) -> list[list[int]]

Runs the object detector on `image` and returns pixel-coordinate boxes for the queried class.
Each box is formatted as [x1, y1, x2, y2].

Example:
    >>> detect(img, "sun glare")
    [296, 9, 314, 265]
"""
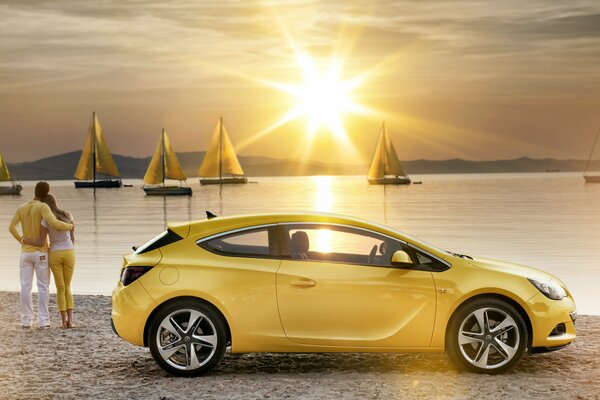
[233, 27, 392, 163]
[287, 55, 358, 139]
[237, 51, 370, 161]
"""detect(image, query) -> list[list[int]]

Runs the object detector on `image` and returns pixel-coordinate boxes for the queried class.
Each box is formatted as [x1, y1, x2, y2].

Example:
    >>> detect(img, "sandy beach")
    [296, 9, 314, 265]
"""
[0, 291, 597, 399]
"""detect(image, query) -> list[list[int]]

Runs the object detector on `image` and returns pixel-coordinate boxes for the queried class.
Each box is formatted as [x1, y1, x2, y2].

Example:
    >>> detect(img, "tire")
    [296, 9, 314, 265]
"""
[148, 299, 227, 377]
[446, 297, 528, 374]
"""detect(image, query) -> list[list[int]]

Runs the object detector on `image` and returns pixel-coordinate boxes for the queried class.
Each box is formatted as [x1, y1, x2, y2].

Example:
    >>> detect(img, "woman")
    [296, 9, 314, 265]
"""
[23, 194, 75, 328]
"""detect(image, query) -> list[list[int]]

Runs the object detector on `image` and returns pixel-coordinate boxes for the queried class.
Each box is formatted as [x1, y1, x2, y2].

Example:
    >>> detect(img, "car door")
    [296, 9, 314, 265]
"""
[276, 223, 437, 348]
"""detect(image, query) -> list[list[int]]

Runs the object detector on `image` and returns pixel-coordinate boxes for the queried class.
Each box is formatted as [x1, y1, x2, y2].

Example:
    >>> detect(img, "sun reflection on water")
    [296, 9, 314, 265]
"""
[313, 176, 333, 212]
[312, 176, 334, 252]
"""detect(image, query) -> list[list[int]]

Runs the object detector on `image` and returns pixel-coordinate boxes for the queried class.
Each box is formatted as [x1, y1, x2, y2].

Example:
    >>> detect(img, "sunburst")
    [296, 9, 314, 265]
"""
[235, 45, 375, 162]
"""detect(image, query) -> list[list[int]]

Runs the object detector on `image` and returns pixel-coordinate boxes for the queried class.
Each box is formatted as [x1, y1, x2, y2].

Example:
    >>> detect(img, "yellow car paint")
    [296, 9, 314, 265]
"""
[111, 212, 576, 357]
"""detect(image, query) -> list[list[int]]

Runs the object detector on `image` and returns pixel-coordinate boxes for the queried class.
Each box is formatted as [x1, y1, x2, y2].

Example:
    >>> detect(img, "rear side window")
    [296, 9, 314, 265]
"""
[198, 226, 279, 259]
[134, 229, 183, 254]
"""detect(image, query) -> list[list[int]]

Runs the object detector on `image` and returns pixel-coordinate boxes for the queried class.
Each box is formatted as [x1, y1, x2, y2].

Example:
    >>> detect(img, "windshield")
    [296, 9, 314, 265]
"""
[367, 220, 450, 256]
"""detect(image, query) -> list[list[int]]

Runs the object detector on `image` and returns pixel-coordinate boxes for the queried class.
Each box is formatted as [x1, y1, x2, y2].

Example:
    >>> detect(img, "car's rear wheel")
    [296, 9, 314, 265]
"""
[148, 300, 227, 376]
[447, 298, 527, 374]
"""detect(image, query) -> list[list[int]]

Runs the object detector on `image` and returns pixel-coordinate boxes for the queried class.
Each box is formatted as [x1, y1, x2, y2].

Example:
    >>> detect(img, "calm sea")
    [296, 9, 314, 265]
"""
[1, 173, 599, 315]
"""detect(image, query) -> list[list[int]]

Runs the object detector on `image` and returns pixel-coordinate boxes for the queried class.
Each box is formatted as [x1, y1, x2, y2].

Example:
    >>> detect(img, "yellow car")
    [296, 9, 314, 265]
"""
[111, 212, 576, 376]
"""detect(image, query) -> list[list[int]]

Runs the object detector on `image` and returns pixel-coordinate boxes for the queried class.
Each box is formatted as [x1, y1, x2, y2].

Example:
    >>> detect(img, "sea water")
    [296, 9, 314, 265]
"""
[1, 173, 598, 314]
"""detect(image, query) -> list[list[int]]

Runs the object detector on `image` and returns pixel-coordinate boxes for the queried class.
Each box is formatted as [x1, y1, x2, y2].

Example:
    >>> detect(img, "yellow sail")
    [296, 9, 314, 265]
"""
[368, 128, 386, 179]
[385, 135, 406, 176]
[74, 118, 95, 180]
[163, 130, 187, 181]
[74, 112, 120, 180]
[198, 118, 245, 177]
[368, 123, 407, 179]
[143, 135, 164, 185]
[144, 130, 187, 185]
[0, 153, 12, 182]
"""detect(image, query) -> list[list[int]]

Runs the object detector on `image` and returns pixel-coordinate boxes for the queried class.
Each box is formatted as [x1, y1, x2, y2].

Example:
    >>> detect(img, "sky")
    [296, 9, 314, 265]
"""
[1, 0, 599, 164]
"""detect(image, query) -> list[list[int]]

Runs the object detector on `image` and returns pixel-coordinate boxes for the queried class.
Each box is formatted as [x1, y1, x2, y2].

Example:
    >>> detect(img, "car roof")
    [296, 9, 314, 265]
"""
[167, 211, 448, 259]
[174, 212, 369, 237]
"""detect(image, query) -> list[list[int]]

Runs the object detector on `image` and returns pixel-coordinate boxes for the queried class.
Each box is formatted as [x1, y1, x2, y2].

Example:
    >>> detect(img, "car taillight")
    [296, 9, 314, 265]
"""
[121, 266, 153, 286]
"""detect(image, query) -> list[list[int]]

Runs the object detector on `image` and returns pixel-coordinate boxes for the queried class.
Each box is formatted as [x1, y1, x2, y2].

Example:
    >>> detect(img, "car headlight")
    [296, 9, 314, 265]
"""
[528, 278, 567, 300]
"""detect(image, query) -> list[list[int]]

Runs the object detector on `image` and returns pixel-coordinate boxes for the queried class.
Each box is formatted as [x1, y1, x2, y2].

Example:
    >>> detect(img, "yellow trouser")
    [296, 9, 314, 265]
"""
[49, 250, 75, 311]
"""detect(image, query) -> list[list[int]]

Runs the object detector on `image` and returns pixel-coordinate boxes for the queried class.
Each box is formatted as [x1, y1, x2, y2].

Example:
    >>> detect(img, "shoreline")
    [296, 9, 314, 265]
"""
[0, 291, 599, 399]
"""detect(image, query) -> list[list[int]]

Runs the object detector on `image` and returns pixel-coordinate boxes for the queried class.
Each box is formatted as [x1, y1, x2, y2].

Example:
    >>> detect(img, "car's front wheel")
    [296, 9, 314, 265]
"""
[148, 300, 227, 376]
[447, 298, 528, 374]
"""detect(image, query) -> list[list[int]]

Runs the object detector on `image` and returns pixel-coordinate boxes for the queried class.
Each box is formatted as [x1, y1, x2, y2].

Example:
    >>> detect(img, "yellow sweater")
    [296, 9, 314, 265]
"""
[9, 200, 73, 253]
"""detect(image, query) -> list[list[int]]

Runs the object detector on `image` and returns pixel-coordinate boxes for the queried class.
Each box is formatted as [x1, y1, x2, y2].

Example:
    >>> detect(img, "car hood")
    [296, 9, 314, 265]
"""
[468, 256, 557, 283]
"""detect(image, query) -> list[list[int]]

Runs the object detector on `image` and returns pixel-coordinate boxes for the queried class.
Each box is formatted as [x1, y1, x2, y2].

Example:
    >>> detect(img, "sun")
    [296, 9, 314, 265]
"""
[286, 54, 360, 139]
[234, 43, 380, 161]
[254, 52, 367, 145]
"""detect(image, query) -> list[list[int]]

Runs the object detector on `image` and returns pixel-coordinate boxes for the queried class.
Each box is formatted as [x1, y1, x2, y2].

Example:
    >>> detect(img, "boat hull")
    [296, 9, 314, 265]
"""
[74, 180, 123, 188]
[143, 186, 192, 196]
[0, 184, 22, 195]
[200, 177, 248, 185]
[584, 175, 600, 183]
[368, 176, 411, 185]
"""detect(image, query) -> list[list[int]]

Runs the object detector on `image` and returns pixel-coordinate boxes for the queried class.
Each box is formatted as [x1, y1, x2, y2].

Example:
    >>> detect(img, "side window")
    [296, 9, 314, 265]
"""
[199, 227, 278, 258]
[284, 224, 408, 267]
[412, 248, 449, 271]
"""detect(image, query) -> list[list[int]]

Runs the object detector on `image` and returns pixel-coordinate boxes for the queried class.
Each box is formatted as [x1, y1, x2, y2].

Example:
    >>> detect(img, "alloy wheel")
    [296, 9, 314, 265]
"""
[458, 307, 520, 370]
[155, 308, 219, 370]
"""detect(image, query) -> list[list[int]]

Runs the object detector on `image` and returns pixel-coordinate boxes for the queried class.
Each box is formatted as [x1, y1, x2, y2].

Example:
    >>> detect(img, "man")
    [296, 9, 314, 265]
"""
[9, 182, 73, 328]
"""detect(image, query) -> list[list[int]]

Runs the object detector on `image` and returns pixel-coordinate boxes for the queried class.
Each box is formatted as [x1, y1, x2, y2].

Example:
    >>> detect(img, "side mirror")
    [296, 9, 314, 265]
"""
[391, 250, 413, 265]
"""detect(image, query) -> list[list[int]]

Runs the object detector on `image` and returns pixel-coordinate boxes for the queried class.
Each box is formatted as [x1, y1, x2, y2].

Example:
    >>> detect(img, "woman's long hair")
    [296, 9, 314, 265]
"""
[43, 194, 73, 223]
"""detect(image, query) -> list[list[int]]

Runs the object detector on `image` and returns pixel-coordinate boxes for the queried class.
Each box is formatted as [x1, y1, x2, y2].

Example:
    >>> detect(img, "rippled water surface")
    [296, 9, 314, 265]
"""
[1, 173, 599, 314]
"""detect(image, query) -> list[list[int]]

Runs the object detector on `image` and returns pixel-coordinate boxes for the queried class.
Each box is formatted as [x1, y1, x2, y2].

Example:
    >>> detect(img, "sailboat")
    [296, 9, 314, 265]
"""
[367, 122, 411, 185]
[198, 117, 248, 185]
[0, 153, 22, 195]
[143, 129, 192, 196]
[583, 124, 600, 183]
[74, 112, 122, 188]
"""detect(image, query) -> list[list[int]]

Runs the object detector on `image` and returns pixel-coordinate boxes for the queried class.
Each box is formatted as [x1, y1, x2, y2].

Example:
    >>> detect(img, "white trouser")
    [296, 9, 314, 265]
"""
[20, 251, 50, 327]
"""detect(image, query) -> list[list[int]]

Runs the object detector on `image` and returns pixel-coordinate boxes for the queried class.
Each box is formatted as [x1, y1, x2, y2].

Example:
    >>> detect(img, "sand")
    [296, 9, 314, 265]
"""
[0, 291, 598, 400]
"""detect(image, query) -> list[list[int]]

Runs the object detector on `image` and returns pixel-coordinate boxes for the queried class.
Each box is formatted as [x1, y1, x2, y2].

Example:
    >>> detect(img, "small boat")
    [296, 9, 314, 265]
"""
[583, 123, 600, 183]
[0, 153, 22, 195]
[198, 117, 248, 185]
[74, 112, 122, 188]
[143, 129, 192, 196]
[367, 122, 411, 185]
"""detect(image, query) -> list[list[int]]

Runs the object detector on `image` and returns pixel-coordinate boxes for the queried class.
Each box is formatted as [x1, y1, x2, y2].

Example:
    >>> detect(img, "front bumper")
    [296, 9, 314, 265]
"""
[532, 343, 572, 354]
[527, 292, 576, 348]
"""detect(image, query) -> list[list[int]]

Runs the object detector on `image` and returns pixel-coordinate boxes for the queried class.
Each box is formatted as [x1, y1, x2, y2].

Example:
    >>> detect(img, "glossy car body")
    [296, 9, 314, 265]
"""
[112, 212, 576, 374]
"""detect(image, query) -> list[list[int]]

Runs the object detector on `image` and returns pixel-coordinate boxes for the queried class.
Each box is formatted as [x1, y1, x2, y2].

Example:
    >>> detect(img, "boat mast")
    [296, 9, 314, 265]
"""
[161, 129, 166, 187]
[92, 111, 96, 183]
[382, 122, 387, 178]
[219, 116, 223, 181]
[584, 123, 600, 174]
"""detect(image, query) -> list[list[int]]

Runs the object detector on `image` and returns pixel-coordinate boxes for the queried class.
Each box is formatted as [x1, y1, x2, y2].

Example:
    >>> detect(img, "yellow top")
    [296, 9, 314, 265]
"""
[9, 200, 73, 253]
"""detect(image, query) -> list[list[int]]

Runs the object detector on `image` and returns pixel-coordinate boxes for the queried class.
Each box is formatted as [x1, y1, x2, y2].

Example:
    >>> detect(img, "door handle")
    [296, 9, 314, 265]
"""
[289, 279, 317, 288]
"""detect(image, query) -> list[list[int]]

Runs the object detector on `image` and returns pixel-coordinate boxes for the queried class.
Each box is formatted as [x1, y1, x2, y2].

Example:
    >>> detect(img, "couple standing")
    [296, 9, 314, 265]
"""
[9, 182, 76, 329]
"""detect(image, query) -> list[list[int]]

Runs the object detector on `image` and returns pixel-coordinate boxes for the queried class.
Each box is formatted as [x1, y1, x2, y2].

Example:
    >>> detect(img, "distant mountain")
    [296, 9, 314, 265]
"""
[6, 152, 599, 180]
[403, 157, 600, 174]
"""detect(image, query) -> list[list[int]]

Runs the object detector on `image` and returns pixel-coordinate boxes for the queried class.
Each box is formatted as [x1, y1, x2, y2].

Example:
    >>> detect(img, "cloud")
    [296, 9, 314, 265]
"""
[0, 0, 599, 162]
